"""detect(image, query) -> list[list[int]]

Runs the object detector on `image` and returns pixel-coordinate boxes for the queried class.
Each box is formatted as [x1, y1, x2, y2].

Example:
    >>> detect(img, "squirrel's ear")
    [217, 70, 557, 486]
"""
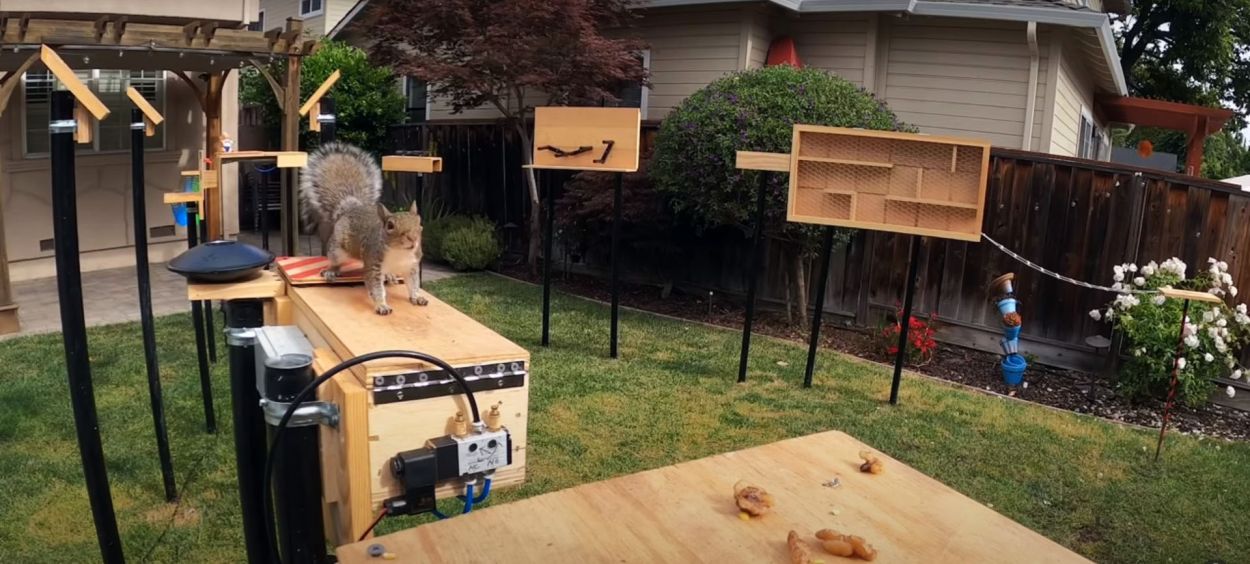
[376, 203, 391, 221]
[409, 201, 418, 214]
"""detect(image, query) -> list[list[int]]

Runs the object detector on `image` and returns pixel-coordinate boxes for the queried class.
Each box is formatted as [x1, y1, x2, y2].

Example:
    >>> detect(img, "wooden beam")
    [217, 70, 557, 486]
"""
[299, 69, 340, 116]
[111, 16, 127, 44]
[0, 52, 40, 116]
[735, 151, 792, 172]
[40, 45, 109, 120]
[182, 21, 201, 46]
[170, 70, 206, 111]
[309, 101, 320, 132]
[126, 86, 164, 126]
[281, 54, 302, 254]
[247, 59, 286, 111]
[1159, 287, 1224, 304]
[74, 104, 93, 144]
[2, 18, 307, 56]
[204, 70, 227, 239]
[93, 16, 109, 43]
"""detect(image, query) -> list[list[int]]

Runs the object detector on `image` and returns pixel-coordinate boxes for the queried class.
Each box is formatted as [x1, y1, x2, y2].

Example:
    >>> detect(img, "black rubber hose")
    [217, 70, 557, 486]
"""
[263, 350, 479, 564]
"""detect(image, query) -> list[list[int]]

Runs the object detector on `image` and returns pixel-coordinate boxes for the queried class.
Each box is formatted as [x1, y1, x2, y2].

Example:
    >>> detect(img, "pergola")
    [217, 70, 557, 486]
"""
[0, 13, 317, 332]
[1097, 95, 1235, 176]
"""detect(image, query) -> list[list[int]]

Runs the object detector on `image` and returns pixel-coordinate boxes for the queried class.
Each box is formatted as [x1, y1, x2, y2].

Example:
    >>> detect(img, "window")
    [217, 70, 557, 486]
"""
[403, 77, 428, 122]
[614, 50, 650, 120]
[248, 10, 265, 32]
[23, 70, 166, 156]
[300, 0, 324, 16]
[1077, 109, 1105, 161]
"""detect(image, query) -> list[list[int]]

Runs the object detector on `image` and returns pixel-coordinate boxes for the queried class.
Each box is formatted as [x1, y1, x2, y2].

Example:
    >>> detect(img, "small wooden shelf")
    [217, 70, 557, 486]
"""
[885, 195, 979, 210]
[797, 156, 894, 169]
[163, 192, 203, 205]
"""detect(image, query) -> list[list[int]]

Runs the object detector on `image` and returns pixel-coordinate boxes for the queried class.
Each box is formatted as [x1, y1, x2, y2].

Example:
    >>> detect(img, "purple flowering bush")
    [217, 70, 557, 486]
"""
[652, 65, 912, 246]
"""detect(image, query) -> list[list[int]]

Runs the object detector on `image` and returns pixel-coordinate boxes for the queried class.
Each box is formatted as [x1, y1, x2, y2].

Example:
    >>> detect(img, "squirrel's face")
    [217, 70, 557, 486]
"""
[380, 203, 423, 251]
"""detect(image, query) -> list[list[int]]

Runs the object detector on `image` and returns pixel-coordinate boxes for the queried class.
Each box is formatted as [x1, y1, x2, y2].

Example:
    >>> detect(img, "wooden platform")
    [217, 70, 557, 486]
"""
[337, 431, 1089, 563]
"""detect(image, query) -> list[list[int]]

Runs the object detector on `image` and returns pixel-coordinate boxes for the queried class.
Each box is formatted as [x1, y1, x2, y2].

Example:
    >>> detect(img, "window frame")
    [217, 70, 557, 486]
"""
[22, 69, 168, 158]
[402, 76, 430, 122]
[248, 9, 266, 32]
[614, 49, 650, 120]
[1077, 106, 1103, 161]
[299, 0, 324, 17]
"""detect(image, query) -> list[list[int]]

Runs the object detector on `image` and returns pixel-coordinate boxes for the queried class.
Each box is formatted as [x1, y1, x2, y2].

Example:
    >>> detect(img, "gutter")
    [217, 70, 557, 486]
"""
[1022, 21, 1039, 150]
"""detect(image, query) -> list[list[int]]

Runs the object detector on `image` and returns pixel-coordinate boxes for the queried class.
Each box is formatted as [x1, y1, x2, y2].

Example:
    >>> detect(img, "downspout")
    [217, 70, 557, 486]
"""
[1022, 21, 1039, 151]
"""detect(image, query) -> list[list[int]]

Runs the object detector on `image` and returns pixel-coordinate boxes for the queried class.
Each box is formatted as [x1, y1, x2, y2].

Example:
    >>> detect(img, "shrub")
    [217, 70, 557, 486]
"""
[423, 215, 476, 262]
[440, 217, 501, 271]
[1092, 258, 1248, 406]
[876, 306, 939, 366]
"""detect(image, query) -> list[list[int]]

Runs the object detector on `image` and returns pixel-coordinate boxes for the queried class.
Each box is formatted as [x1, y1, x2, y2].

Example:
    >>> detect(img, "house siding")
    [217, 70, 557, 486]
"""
[262, 0, 327, 37]
[746, 8, 771, 69]
[792, 14, 871, 87]
[1049, 42, 1099, 157]
[881, 17, 1046, 149]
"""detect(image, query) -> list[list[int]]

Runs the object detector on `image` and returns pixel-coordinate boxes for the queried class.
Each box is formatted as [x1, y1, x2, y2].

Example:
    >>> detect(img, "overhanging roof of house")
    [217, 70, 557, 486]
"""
[1096, 95, 1234, 137]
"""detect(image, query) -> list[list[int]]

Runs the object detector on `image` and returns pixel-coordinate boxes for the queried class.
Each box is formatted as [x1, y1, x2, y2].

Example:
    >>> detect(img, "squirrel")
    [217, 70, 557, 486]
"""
[300, 142, 428, 315]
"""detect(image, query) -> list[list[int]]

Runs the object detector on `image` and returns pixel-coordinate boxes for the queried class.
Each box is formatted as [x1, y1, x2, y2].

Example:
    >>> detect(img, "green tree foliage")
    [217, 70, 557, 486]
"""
[1115, 1, 1250, 178]
[240, 40, 405, 155]
[652, 66, 911, 325]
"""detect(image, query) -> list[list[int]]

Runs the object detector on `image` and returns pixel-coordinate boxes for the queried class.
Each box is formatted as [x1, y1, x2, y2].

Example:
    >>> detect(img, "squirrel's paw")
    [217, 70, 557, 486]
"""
[374, 303, 393, 315]
[321, 269, 339, 283]
[385, 273, 400, 285]
[411, 295, 429, 306]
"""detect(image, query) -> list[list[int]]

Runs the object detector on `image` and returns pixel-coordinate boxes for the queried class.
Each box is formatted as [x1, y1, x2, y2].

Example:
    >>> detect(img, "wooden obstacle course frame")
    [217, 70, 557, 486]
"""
[126, 86, 163, 137]
[300, 69, 340, 132]
[529, 107, 641, 173]
[381, 155, 443, 173]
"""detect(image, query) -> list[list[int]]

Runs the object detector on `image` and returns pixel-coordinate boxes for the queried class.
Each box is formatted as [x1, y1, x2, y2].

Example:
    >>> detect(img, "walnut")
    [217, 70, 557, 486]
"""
[733, 480, 774, 516]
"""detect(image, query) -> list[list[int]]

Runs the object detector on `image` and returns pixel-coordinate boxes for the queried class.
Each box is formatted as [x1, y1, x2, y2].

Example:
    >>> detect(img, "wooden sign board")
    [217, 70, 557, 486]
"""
[530, 107, 640, 173]
[785, 125, 990, 242]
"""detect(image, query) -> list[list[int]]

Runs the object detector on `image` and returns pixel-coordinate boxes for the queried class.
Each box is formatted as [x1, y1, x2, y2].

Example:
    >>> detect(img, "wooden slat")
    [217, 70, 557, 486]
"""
[39, 45, 108, 120]
[735, 150, 792, 172]
[381, 155, 443, 173]
[1159, 288, 1224, 304]
[299, 69, 341, 116]
[185, 270, 284, 301]
[125, 86, 164, 125]
[162, 192, 202, 205]
[798, 155, 895, 168]
[337, 431, 1089, 564]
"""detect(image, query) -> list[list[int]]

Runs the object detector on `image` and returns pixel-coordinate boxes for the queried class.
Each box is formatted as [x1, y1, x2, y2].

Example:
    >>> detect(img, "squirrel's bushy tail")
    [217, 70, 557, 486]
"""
[299, 142, 382, 226]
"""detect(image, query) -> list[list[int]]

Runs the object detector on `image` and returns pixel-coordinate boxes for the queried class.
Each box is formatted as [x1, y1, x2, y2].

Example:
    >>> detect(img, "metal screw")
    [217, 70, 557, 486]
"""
[368, 544, 385, 557]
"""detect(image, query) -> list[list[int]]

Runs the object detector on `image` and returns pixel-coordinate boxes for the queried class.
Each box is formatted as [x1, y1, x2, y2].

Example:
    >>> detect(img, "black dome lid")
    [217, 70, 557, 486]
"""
[167, 240, 274, 283]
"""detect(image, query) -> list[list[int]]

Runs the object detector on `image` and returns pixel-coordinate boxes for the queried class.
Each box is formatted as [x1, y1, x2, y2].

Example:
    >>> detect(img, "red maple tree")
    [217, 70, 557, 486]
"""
[368, 0, 648, 267]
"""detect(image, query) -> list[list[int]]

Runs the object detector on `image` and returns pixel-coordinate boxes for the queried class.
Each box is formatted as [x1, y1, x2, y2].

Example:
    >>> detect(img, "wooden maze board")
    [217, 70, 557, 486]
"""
[530, 107, 641, 173]
[787, 125, 990, 242]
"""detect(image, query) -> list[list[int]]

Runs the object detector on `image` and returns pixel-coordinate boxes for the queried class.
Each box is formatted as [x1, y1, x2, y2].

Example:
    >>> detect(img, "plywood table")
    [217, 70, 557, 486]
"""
[337, 431, 1088, 563]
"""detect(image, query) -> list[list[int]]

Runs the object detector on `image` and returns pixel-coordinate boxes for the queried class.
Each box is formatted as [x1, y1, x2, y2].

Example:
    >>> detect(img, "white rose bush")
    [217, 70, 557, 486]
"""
[1091, 257, 1249, 407]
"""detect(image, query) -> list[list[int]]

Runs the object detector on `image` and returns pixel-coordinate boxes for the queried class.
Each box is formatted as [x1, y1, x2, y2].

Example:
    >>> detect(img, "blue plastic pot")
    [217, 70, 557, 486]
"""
[997, 298, 1018, 315]
[172, 203, 188, 227]
[1001, 353, 1027, 386]
[1000, 338, 1019, 355]
[1003, 326, 1021, 340]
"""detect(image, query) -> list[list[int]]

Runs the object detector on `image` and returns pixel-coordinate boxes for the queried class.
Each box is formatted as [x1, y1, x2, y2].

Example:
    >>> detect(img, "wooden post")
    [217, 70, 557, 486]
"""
[1184, 118, 1207, 177]
[0, 55, 35, 334]
[204, 71, 227, 240]
[281, 53, 302, 256]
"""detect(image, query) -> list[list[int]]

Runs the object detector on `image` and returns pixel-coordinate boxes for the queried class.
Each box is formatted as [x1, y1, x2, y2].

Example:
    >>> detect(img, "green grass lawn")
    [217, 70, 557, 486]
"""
[1, 273, 1247, 563]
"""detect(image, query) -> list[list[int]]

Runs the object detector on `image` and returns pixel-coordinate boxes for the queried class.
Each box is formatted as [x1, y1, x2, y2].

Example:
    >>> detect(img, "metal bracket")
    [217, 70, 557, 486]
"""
[49, 119, 77, 134]
[259, 397, 339, 428]
[316, 113, 335, 124]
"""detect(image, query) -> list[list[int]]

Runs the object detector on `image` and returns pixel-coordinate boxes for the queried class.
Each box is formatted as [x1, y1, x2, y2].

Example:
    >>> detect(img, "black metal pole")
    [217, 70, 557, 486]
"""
[200, 215, 217, 364]
[259, 168, 270, 252]
[542, 170, 554, 347]
[131, 108, 177, 501]
[738, 172, 770, 383]
[186, 199, 218, 433]
[50, 90, 125, 564]
[803, 227, 836, 389]
[610, 172, 623, 358]
[889, 235, 923, 405]
[319, 96, 336, 143]
[264, 354, 328, 564]
[225, 300, 273, 563]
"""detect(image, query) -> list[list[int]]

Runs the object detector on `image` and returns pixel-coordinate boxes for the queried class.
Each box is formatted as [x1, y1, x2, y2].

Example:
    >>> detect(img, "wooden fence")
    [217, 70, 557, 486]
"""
[389, 123, 1250, 371]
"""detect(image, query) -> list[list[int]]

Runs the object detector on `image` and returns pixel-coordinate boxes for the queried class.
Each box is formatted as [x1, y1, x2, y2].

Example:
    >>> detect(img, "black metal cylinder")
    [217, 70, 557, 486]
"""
[890, 235, 923, 405]
[803, 227, 836, 389]
[132, 108, 178, 501]
[319, 96, 336, 143]
[610, 172, 622, 358]
[264, 354, 328, 564]
[738, 172, 769, 383]
[225, 300, 271, 563]
[51, 90, 126, 563]
[542, 171, 554, 347]
[186, 200, 218, 433]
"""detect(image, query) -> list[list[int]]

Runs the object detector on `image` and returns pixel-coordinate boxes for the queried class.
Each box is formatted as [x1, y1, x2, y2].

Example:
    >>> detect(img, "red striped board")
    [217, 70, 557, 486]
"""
[277, 256, 368, 286]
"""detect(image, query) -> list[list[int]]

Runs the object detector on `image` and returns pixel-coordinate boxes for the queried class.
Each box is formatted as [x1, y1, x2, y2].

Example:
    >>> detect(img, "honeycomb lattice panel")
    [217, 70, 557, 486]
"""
[787, 125, 990, 242]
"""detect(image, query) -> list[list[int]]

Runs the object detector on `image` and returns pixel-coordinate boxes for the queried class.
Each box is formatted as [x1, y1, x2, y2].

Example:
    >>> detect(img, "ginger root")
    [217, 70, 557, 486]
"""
[858, 451, 884, 475]
[734, 480, 774, 516]
[788, 530, 813, 564]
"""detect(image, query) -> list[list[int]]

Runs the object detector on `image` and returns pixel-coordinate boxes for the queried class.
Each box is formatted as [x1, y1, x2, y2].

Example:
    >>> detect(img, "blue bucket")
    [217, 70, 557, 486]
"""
[1002, 354, 1027, 386]
[172, 204, 188, 227]
[1004, 326, 1021, 340]
[997, 298, 1018, 315]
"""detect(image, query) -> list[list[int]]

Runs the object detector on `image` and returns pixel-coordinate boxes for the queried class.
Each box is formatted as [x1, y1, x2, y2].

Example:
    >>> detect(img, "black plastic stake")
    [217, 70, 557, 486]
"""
[225, 300, 273, 563]
[738, 172, 770, 383]
[889, 235, 923, 405]
[542, 171, 554, 347]
[803, 227, 836, 388]
[50, 90, 126, 564]
[185, 199, 217, 433]
[610, 172, 623, 358]
[319, 96, 336, 143]
[131, 108, 177, 501]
